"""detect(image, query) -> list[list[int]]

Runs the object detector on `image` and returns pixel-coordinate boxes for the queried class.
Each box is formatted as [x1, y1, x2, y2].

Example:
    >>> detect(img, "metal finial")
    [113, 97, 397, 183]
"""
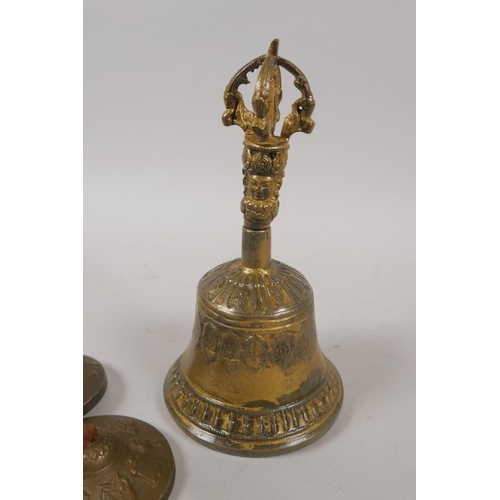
[222, 39, 315, 142]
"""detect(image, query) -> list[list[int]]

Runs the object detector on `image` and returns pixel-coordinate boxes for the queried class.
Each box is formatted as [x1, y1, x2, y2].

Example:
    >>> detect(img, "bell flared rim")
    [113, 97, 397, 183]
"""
[164, 356, 343, 457]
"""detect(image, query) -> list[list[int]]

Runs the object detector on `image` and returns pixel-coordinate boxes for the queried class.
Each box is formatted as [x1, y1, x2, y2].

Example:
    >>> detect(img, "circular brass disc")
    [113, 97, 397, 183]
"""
[83, 355, 108, 415]
[83, 415, 175, 500]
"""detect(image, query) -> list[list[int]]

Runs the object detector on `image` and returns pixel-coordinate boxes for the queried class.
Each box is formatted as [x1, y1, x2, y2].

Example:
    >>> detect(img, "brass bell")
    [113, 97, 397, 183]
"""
[164, 39, 343, 456]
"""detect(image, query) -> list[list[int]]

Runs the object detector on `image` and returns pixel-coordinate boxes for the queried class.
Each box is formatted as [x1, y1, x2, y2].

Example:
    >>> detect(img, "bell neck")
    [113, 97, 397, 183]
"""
[241, 226, 271, 269]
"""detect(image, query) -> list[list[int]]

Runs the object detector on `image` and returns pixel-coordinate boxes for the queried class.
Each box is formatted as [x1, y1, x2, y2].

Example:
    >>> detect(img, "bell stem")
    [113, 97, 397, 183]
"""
[241, 226, 271, 269]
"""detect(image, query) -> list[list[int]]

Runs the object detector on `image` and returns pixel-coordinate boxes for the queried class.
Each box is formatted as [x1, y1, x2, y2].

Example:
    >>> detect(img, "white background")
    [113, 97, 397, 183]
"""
[83, 1, 414, 499]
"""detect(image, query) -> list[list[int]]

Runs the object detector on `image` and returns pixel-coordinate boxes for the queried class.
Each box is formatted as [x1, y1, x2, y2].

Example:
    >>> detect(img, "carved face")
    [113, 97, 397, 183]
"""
[248, 175, 274, 200]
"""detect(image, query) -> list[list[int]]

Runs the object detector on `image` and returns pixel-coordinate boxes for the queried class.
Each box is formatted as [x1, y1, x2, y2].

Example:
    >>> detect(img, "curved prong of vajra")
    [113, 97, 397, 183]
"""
[279, 57, 315, 139]
[222, 55, 265, 133]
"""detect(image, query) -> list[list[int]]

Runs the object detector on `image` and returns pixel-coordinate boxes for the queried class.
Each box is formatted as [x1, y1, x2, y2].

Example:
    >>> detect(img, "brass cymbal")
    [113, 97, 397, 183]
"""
[83, 415, 176, 500]
[83, 355, 108, 415]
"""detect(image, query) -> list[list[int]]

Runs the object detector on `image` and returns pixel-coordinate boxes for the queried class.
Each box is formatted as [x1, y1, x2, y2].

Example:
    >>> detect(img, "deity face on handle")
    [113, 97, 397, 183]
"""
[248, 175, 274, 201]
[241, 174, 280, 226]
[241, 145, 286, 227]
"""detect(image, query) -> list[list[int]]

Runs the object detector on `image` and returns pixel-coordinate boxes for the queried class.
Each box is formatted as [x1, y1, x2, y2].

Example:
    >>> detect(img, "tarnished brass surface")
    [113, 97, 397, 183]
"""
[84, 355, 108, 415]
[164, 40, 343, 456]
[83, 415, 175, 500]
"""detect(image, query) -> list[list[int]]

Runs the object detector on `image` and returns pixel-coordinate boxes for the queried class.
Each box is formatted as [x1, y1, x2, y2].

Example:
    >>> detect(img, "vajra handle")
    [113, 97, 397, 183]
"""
[222, 40, 316, 266]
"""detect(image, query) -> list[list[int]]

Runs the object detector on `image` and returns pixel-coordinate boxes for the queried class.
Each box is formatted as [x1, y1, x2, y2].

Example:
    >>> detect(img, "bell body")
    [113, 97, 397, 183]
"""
[164, 40, 343, 456]
[164, 258, 343, 456]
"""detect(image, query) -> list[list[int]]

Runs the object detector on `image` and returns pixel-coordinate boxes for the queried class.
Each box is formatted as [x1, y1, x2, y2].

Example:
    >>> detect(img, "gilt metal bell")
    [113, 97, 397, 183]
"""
[164, 40, 343, 456]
